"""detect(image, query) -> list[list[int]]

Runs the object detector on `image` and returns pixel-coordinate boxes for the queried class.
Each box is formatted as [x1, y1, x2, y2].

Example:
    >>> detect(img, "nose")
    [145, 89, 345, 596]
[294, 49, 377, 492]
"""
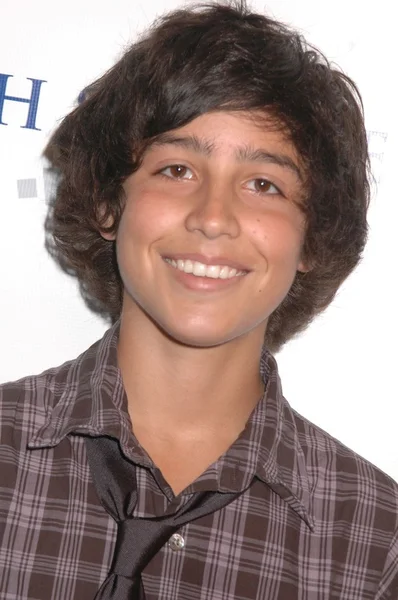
[184, 181, 240, 240]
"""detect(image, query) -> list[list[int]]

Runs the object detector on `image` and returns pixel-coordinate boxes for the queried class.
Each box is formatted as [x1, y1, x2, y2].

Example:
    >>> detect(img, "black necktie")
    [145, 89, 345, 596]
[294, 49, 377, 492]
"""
[85, 435, 244, 599]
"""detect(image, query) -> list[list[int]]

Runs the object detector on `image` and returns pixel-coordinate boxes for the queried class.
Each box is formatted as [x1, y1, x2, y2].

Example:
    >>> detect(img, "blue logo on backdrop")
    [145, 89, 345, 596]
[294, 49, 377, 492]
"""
[0, 74, 46, 131]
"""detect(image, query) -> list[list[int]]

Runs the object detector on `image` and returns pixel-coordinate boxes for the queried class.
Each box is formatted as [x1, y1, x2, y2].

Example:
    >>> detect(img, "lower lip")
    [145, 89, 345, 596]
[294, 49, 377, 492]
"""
[164, 260, 247, 291]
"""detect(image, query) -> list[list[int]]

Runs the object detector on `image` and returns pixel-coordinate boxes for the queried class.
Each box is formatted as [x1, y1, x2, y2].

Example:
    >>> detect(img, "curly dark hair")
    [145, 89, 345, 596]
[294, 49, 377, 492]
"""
[45, 0, 370, 353]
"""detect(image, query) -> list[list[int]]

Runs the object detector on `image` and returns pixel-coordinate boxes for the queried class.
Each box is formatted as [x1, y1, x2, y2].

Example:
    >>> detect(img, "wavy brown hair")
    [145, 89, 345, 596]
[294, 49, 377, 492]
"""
[45, 0, 370, 352]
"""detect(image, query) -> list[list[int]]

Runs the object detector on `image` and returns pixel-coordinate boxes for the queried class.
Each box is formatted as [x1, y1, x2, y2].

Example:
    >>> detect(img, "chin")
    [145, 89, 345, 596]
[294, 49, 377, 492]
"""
[160, 323, 239, 349]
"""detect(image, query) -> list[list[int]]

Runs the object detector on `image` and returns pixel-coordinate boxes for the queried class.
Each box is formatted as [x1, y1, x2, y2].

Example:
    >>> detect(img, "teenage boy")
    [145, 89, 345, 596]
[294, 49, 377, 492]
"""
[1, 2, 397, 599]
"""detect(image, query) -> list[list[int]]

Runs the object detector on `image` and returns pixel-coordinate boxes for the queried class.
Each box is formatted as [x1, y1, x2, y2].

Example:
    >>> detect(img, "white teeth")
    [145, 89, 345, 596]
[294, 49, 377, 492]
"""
[207, 265, 222, 279]
[165, 258, 243, 279]
[220, 266, 237, 279]
[192, 262, 206, 277]
[184, 259, 193, 274]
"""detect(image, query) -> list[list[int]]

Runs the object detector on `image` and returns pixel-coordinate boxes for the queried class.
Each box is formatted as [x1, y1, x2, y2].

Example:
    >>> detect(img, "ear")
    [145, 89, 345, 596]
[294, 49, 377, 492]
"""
[297, 260, 310, 273]
[297, 254, 313, 273]
[100, 229, 117, 241]
[97, 208, 117, 241]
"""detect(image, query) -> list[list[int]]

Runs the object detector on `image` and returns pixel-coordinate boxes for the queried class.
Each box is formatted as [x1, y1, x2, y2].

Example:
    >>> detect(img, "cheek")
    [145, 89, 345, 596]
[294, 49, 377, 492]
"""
[252, 212, 305, 265]
[120, 190, 181, 242]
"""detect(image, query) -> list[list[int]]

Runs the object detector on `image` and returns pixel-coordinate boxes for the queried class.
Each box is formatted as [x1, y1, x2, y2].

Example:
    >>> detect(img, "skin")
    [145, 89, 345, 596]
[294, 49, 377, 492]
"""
[102, 110, 308, 494]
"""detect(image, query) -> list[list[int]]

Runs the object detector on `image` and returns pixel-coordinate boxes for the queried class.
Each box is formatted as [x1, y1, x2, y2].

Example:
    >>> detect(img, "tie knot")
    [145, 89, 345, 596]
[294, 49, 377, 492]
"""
[85, 436, 245, 599]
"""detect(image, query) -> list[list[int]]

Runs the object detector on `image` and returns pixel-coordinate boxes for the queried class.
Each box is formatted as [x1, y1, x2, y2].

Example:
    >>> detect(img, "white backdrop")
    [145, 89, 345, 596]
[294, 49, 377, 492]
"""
[1, 0, 397, 481]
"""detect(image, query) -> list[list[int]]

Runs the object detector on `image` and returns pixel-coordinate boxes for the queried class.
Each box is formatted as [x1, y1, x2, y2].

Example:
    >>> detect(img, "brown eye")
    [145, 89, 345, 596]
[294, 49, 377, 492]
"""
[161, 165, 193, 179]
[254, 179, 273, 193]
[246, 178, 280, 195]
[170, 165, 187, 177]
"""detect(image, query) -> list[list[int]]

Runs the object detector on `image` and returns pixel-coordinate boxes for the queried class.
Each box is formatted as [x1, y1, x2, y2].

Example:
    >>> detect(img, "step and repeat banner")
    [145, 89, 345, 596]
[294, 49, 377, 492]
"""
[1, 0, 397, 480]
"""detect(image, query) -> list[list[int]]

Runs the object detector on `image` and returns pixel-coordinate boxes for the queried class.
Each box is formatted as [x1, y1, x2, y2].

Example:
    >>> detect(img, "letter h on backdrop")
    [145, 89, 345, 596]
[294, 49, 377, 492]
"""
[0, 74, 46, 130]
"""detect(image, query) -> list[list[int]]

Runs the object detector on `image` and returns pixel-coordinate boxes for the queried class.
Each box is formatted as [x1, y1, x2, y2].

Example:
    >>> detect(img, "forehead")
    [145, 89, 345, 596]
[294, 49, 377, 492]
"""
[154, 110, 292, 147]
[146, 110, 303, 180]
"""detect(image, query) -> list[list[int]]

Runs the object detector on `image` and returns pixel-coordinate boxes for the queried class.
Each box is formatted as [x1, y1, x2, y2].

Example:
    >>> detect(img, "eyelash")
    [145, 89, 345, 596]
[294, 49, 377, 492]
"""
[157, 164, 283, 196]
[158, 165, 194, 180]
[245, 179, 282, 196]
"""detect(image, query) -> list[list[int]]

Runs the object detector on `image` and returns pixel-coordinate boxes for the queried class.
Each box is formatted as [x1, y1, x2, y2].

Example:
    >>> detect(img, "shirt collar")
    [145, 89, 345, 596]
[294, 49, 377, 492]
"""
[28, 322, 144, 458]
[28, 322, 314, 529]
[252, 354, 314, 530]
[190, 349, 314, 530]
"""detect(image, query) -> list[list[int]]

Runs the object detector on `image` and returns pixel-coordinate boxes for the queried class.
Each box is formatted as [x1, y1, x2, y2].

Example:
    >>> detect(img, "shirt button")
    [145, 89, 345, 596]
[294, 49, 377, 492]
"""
[168, 533, 185, 551]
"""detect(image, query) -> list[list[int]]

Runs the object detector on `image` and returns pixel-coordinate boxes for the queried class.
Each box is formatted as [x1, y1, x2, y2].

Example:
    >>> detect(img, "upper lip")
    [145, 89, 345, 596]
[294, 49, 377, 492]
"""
[163, 253, 250, 272]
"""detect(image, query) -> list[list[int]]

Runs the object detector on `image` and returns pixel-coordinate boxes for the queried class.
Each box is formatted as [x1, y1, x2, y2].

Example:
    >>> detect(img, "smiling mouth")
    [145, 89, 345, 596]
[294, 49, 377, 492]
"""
[164, 258, 246, 280]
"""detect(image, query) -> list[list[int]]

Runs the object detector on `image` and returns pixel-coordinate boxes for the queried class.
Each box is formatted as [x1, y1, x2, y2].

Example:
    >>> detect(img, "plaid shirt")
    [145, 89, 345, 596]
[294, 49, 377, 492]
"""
[0, 323, 397, 600]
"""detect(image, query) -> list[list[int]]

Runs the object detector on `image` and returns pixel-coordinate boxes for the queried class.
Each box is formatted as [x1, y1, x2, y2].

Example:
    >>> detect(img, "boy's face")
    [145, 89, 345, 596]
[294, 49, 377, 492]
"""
[105, 110, 308, 348]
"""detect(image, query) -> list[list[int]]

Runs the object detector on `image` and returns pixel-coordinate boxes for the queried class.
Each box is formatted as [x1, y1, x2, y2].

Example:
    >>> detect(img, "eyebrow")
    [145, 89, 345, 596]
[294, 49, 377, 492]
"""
[147, 133, 302, 180]
[149, 133, 215, 156]
[236, 145, 302, 180]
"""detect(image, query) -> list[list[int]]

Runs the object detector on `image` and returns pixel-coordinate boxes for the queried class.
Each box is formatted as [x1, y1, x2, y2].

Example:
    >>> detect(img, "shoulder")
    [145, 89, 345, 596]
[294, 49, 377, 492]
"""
[0, 327, 116, 449]
[291, 405, 398, 518]
[0, 359, 76, 447]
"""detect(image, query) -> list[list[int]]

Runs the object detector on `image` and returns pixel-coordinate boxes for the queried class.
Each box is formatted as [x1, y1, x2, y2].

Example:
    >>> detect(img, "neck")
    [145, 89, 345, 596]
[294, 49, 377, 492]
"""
[117, 311, 266, 442]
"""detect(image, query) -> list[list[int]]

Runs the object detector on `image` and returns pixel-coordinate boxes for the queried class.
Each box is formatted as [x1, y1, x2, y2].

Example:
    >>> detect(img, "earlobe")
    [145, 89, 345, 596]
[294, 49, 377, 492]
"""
[297, 258, 312, 273]
[97, 209, 117, 241]
[100, 229, 117, 241]
[297, 244, 313, 273]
